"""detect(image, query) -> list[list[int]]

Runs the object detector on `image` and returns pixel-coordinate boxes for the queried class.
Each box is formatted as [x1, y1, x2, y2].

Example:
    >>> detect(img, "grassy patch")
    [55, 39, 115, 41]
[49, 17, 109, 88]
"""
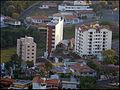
[0, 48, 16, 63]
[63, 25, 75, 39]
[30, 8, 58, 16]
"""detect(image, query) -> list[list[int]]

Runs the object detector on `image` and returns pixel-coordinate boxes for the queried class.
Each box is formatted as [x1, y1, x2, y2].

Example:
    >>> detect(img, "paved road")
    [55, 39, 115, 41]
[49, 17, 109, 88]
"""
[97, 76, 119, 87]
[19, 1, 41, 22]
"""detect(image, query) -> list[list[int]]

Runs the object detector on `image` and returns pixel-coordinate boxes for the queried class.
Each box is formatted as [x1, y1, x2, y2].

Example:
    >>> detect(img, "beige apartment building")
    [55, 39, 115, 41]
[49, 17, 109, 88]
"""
[17, 36, 36, 65]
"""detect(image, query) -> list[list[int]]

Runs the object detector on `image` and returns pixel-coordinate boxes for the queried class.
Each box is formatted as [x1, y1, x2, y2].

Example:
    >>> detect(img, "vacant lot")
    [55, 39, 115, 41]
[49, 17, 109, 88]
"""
[1, 48, 16, 63]
[63, 25, 75, 39]
[30, 8, 58, 16]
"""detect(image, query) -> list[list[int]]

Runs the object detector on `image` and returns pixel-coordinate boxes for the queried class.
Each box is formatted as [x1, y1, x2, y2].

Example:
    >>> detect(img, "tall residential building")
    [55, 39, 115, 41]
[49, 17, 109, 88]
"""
[75, 22, 112, 56]
[46, 18, 64, 57]
[17, 36, 36, 65]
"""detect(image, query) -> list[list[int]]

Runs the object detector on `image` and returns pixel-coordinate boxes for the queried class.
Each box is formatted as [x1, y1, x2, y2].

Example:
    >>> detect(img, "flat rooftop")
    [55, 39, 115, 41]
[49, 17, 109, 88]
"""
[13, 80, 32, 85]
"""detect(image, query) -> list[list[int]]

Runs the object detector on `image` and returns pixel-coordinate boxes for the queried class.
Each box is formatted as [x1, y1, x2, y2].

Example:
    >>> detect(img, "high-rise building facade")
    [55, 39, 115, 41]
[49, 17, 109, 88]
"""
[75, 22, 112, 56]
[17, 36, 36, 65]
[46, 18, 64, 57]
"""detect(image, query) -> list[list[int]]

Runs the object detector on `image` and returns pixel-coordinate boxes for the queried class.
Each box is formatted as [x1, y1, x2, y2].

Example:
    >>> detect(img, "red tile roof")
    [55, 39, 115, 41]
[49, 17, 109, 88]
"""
[0, 77, 15, 86]
[42, 2, 57, 7]
[77, 10, 95, 14]
[31, 16, 48, 19]
[32, 75, 60, 84]
[71, 64, 95, 73]
[32, 75, 44, 83]
[46, 79, 60, 84]
[64, 15, 78, 19]
[31, 24, 48, 28]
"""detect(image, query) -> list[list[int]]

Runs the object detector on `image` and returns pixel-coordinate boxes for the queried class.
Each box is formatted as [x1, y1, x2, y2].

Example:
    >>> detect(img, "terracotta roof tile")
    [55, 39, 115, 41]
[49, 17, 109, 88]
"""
[64, 15, 77, 19]
[32, 75, 60, 84]
[46, 79, 60, 84]
[32, 75, 44, 83]
[77, 10, 95, 14]
[71, 64, 95, 73]
[31, 16, 48, 19]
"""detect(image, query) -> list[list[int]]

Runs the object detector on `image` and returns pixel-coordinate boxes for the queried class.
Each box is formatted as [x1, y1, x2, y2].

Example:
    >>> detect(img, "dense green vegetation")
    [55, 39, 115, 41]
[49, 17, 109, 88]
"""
[1, 27, 46, 57]
[1, 1, 37, 18]
[99, 20, 114, 26]
[79, 76, 97, 89]
[30, 8, 58, 16]
[1, 48, 16, 63]
[1, 25, 75, 61]
[87, 60, 100, 71]
[102, 49, 117, 65]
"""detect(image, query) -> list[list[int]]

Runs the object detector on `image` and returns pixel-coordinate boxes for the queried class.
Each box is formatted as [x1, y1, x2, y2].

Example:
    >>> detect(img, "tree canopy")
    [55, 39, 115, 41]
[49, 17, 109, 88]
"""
[79, 76, 97, 89]
[1, 1, 37, 18]
[102, 49, 117, 64]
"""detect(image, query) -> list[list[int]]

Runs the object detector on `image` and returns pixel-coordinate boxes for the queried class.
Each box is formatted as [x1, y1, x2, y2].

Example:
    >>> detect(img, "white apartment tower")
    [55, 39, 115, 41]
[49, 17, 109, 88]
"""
[17, 36, 36, 65]
[75, 22, 112, 56]
[46, 18, 64, 57]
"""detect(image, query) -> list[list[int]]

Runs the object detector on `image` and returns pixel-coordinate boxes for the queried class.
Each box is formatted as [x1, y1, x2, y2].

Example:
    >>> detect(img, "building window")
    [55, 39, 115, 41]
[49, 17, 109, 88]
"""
[89, 32, 93, 34]
[103, 45, 105, 47]
[32, 49, 34, 51]
[27, 49, 30, 51]
[103, 38, 105, 40]
[89, 42, 92, 44]
[52, 38, 55, 40]
[89, 45, 92, 47]
[52, 42, 54, 44]
[27, 53, 30, 55]
[46, 85, 51, 88]
[89, 72, 93, 74]
[89, 38, 92, 41]
[27, 56, 29, 58]
[32, 56, 34, 58]
[32, 53, 34, 55]
[103, 32, 106, 34]
[28, 46, 30, 48]
[103, 35, 106, 37]
[89, 52, 91, 54]
[89, 35, 92, 37]
[89, 48, 91, 50]
[32, 46, 34, 48]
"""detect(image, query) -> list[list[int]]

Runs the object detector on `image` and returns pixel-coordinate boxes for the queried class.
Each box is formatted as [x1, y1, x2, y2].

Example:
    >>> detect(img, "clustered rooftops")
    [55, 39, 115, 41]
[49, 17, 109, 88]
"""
[53, 13, 77, 19]
[70, 63, 95, 73]
[76, 22, 110, 32]
[32, 75, 60, 84]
